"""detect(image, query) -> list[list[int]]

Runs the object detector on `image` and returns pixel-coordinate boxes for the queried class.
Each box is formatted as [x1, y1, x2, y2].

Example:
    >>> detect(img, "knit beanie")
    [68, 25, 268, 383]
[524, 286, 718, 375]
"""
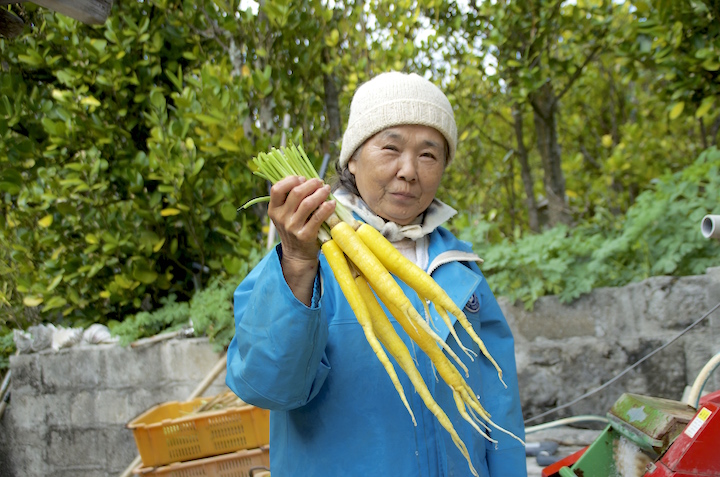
[338, 71, 458, 168]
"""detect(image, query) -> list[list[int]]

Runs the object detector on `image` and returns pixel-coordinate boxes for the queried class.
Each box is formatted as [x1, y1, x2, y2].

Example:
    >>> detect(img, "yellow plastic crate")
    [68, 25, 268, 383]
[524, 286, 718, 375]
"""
[133, 446, 270, 477]
[127, 397, 270, 467]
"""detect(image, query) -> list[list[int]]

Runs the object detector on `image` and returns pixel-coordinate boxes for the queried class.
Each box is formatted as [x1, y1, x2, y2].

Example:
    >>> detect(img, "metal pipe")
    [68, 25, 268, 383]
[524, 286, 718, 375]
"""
[318, 152, 331, 181]
[0, 370, 10, 398]
[701, 215, 720, 239]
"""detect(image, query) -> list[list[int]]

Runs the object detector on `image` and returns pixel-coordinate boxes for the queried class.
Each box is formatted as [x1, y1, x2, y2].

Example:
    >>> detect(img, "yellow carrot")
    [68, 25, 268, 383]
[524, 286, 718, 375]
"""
[329, 221, 468, 374]
[355, 223, 505, 386]
[320, 239, 416, 426]
[372, 281, 490, 419]
[374, 280, 525, 446]
[355, 274, 479, 477]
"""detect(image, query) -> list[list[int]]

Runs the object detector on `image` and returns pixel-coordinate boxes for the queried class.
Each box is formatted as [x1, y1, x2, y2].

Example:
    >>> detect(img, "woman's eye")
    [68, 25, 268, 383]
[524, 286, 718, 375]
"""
[383, 145, 399, 151]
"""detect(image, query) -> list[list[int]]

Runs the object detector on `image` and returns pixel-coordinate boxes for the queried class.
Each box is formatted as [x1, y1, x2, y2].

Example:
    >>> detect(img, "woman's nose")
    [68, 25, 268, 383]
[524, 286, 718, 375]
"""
[396, 153, 418, 182]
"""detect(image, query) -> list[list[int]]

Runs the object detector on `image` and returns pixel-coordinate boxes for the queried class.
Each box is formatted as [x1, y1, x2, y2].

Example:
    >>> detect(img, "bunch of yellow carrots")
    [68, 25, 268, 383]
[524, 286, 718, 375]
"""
[243, 145, 523, 476]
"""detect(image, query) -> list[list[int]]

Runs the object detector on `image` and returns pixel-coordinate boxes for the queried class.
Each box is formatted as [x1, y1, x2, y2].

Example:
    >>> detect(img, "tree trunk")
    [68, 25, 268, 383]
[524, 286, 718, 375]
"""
[531, 81, 570, 226]
[0, 8, 24, 38]
[32, 0, 112, 25]
[255, 2, 276, 139]
[322, 47, 342, 158]
[512, 102, 539, 232]
[711, 116, 720, 147]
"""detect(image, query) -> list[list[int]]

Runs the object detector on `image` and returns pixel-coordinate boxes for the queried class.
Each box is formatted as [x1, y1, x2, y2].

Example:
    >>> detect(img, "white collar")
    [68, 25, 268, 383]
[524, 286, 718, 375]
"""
[333, 187, 457, 243]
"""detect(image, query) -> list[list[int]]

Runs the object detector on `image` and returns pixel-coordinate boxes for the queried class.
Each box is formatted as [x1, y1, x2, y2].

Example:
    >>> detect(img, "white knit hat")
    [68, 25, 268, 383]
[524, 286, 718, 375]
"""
[338, 71, 457, 168]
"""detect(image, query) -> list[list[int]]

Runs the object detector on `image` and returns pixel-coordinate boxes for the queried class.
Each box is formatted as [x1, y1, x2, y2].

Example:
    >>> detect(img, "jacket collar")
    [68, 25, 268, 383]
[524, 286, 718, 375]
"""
[333, 187, 457, 242]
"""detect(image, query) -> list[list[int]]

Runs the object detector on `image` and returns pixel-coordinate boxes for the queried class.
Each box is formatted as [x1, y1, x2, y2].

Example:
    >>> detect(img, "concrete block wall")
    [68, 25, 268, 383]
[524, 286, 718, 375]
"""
[0, 338, 229, 477]
[1, 268, 720, 475]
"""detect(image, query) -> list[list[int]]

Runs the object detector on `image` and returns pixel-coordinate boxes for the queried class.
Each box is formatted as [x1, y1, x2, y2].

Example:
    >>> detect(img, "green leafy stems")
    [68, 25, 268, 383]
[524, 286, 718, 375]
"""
[240, 144, 357, 242]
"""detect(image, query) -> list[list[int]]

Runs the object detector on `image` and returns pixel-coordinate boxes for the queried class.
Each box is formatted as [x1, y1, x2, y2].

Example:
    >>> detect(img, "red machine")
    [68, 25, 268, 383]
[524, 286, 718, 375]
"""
[543, 390, 720, 477]
[644, 391, 720, 477]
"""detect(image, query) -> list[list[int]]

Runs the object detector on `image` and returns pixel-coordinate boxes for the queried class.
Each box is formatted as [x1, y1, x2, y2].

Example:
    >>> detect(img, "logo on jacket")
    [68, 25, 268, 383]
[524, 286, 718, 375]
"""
[464, 293, 480, 313]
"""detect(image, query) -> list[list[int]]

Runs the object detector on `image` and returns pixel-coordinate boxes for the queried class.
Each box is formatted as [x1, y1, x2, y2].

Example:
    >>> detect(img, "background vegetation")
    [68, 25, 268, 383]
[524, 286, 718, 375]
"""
[1, 0, 720, 369]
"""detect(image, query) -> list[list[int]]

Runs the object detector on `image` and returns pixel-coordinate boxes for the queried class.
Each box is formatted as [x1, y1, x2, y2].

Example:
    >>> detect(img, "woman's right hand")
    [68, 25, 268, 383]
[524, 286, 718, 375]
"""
[268, 176, 336, 305]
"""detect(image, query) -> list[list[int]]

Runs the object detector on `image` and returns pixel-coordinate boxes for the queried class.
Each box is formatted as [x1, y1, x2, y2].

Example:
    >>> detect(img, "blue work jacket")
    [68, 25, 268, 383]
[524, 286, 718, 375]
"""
[226, 226, 527, 477]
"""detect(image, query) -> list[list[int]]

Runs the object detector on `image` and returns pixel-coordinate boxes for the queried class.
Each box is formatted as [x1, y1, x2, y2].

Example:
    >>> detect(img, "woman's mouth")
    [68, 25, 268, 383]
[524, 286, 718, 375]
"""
[390, 191, 415, 199]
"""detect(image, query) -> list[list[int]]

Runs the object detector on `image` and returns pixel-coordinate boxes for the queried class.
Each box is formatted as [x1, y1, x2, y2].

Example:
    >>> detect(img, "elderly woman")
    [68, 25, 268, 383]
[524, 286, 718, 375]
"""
[226, 72, 527, 477]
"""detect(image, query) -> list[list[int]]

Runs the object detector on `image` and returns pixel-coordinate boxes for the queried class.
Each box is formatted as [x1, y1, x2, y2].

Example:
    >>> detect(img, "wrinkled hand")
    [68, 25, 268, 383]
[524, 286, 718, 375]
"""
[268, 176, 336, 304]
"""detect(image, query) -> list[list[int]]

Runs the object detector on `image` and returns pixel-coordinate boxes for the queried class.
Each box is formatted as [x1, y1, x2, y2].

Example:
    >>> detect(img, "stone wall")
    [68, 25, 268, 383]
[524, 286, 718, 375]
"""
[503, 267, 720, 421]
[1, 268, 719, 476]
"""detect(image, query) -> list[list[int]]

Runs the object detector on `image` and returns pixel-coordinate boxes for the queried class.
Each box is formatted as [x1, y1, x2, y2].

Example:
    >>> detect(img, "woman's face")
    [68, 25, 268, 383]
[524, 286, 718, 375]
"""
[348, 125, 447, 226]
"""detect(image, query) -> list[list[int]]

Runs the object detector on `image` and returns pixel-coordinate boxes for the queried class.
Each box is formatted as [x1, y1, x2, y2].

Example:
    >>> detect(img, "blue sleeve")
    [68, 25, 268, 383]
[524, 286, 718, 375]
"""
[473, 266, 528, 477]
[225, 245, 331, 410]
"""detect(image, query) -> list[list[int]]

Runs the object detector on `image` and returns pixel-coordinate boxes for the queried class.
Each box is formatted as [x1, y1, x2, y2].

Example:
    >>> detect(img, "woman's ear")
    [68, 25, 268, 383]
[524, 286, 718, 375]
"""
[348, 158, 357, 175]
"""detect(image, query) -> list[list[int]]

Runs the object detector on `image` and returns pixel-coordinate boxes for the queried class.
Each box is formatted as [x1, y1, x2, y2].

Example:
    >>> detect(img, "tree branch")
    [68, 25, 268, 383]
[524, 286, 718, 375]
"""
[552, 44, 603, 107]
[476, 124, 513, 151]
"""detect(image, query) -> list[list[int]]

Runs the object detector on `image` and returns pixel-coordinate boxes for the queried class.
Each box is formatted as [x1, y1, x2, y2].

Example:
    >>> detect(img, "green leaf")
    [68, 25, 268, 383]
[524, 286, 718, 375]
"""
[46, 274, 64, 292]
[0, 169, 23, 194]
[696, 97, 715, 119]
[220, 202, 237, 221]
[38, 215, 54, 228]
[161, 208, 181, 216]
[702, 58, 720, 71]
[222, 255, 243, 275]
[669, 102, 685, 120]
[153, 238, 166, 253]
[88, 261, 104, 278]
[165, 66, 183, 91]
[218, 138, 240, 152]
[196, 114, 224, 126]
[325, 29, 340, 48]
[190, 158, 205, 177]
[115, 274, 135, 289]
[215, 226, 240, 239]
[90, 39, 107, 53]
[18, 51, 43, 67]
[42, 296, 67, 312]
[150, 89, 166, 110]
[23, 296, 44, 307]
[133, 268, 158, 284]
[80, 96, 102, 107]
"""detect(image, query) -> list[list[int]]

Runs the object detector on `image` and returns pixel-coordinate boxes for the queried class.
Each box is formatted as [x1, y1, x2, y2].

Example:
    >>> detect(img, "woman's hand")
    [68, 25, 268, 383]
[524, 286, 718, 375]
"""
[268, 176, 336, 305]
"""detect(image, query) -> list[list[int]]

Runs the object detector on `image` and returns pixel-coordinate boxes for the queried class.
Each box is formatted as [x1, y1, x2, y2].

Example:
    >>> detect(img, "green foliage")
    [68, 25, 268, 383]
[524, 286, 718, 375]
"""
[0, 332, 16, 372]
[628, 0, 720, 125]
[110, 246, 262, 348]
[0, 2, 276, 330]
[189, 245, 262, 350]
[189, 275, 241, 351]
[459, 147, 720, 309]
[111, 295, 191, 346]
[2, 0, 720, 368]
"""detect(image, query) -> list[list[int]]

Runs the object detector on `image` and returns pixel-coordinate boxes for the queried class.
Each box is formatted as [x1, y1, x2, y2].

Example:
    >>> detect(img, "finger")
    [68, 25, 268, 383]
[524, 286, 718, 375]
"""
[292, 183, 331, 224]
[298, 199, 336, 238]
[269, 176, 307, 207]
[297, 200, 335, 243]
[280, 178, 326, 218]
